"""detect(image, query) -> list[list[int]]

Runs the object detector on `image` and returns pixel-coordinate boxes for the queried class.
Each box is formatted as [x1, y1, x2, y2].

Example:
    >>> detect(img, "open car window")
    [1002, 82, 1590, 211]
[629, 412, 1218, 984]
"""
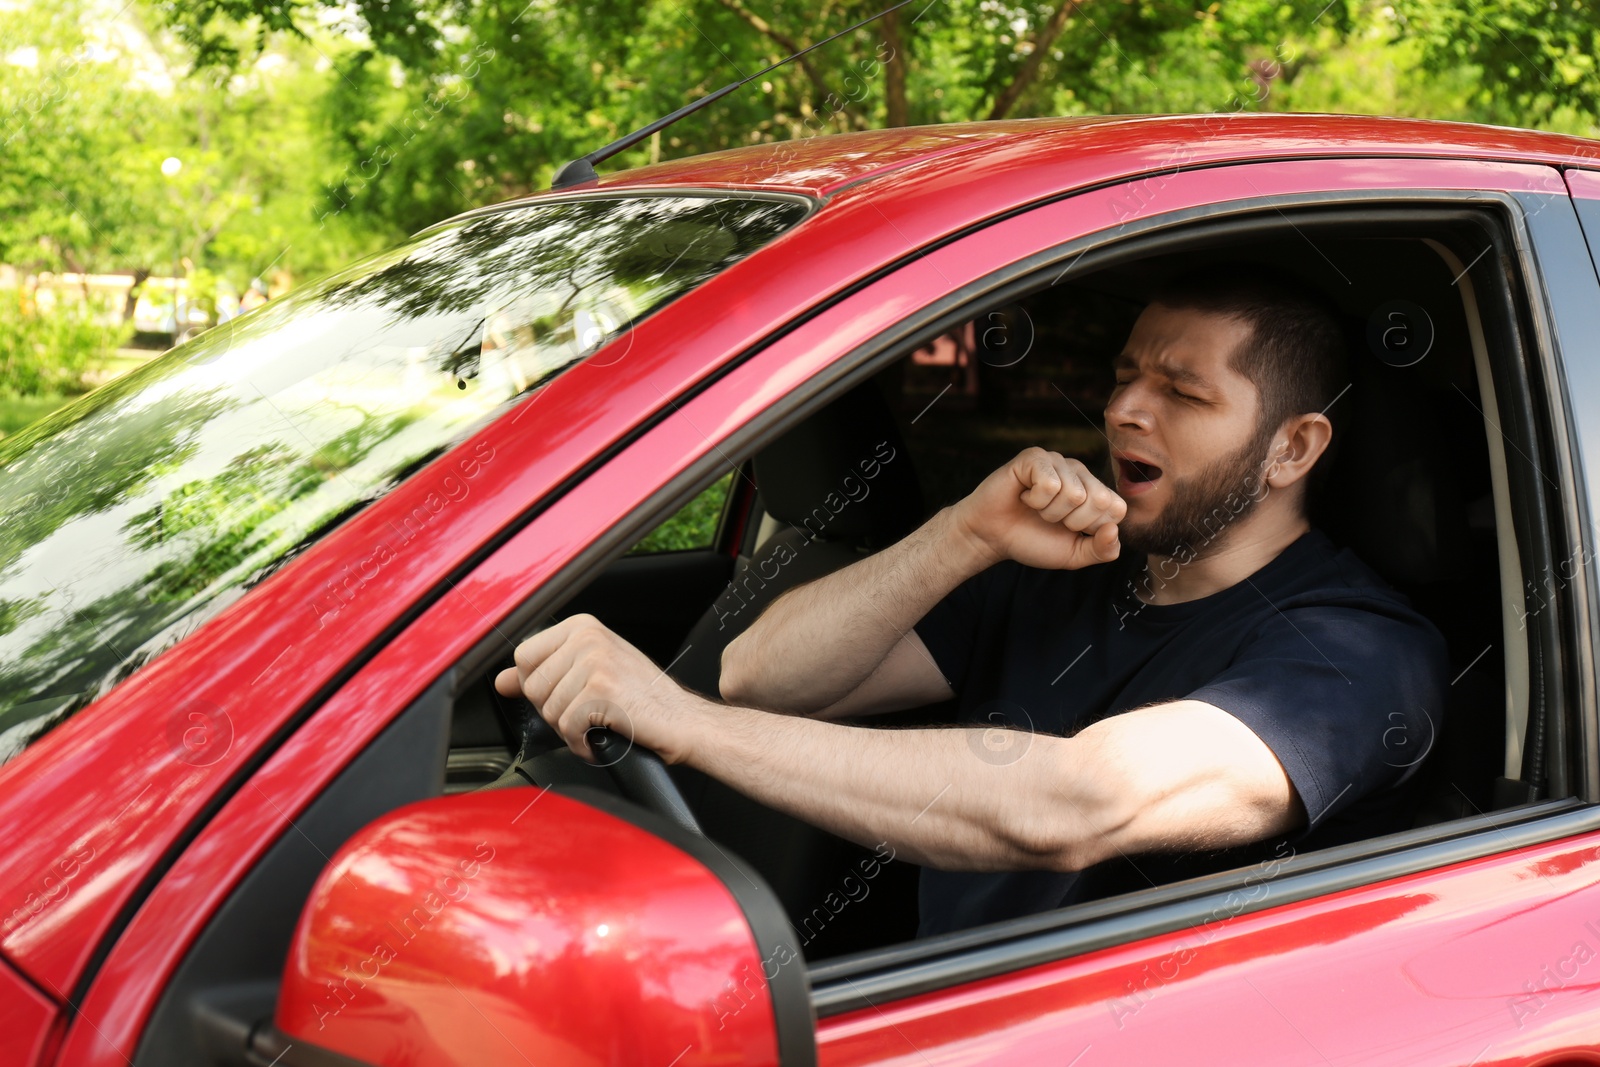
[463, 200, 1563, 968]
[0, 192, 811, 766]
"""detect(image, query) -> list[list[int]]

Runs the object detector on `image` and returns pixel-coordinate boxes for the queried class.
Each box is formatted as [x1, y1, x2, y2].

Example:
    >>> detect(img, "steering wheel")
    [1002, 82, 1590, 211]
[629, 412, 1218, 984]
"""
[502, 680, 703, 838]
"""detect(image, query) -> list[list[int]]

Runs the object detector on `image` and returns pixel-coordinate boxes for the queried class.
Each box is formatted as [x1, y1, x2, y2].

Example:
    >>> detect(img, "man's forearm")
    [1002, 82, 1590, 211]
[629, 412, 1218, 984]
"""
[720, 505, 992, 712]
[680, 701, 1112, 872]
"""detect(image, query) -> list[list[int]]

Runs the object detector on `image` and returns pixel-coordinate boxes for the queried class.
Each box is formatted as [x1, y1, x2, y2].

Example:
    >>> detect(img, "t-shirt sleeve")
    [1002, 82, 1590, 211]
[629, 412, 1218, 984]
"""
[911, 561, 1012, 695]
[1185, 600, 1449, 837]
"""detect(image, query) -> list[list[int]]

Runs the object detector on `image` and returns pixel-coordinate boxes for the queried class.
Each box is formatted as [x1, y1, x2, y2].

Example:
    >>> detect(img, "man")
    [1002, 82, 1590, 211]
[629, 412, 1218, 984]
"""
[494, 269, 1450, 938]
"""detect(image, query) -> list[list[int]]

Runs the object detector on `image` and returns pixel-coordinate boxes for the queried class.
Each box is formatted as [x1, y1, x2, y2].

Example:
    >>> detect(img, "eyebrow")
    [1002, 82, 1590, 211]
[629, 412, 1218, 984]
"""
[1112, 353, 1216, 392]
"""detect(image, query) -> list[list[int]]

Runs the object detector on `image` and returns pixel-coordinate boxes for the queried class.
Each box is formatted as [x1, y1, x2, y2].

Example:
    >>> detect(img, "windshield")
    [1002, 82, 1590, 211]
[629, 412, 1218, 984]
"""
[0, 192, 812, 766]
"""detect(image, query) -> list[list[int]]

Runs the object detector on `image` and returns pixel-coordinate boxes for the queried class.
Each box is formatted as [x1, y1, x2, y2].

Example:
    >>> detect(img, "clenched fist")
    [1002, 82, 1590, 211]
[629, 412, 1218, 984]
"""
[951, 447, 1126, 570]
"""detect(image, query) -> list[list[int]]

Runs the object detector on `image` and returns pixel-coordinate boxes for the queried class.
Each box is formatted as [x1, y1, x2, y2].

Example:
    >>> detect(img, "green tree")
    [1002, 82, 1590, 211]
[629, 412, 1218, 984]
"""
[13, 0, 1598, 309]
[0, 3, 175, 277]
[1393, 0, 1600, 133]
[153, 0, 1362, 236]
[0, 1, 390, 300]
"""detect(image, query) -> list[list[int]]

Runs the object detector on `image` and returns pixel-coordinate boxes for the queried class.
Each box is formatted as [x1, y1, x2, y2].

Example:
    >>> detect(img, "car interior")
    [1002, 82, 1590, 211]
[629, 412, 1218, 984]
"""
[137, 200, 1587, 1066]
[441, 208, 1563, 966]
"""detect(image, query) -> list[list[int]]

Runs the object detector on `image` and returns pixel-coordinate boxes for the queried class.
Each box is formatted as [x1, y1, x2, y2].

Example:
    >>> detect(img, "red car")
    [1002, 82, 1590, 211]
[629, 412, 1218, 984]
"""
[5, 113, 1600, 1067]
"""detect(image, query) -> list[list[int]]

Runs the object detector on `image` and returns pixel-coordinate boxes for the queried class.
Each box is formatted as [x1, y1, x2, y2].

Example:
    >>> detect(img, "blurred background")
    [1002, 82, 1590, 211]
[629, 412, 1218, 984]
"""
[1, 0, 1593, 438]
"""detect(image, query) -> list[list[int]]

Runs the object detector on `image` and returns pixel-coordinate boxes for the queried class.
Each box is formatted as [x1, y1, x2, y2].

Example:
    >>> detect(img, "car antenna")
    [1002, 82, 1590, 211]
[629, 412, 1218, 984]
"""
[550, 0, 920, 190]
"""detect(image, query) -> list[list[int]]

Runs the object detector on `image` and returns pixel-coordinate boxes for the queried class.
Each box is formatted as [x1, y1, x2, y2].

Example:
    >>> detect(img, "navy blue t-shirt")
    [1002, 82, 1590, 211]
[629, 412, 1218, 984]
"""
[910, 528, 1449, 938]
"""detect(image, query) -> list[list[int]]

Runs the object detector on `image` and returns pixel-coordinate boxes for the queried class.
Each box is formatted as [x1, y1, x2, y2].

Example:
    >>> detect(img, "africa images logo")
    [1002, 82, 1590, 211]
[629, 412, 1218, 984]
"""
[165, 697, 234, 768]
[966, 698, 1035, 766]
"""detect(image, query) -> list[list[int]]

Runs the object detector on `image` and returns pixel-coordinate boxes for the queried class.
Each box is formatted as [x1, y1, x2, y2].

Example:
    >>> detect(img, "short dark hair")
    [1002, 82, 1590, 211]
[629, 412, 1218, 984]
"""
[1147, 265, 1350, 496]
[1149, 266, 1348, 433]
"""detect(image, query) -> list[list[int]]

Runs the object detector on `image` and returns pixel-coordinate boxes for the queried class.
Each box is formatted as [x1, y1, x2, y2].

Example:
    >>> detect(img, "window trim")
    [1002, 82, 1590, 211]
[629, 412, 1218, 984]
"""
[807, 795, 1590, 1014]
[439, 185, 1594, 1016]
[1426, 237, 1533, 785]
[415, 186, 824, 237]
[1509, 188, 1600, 803]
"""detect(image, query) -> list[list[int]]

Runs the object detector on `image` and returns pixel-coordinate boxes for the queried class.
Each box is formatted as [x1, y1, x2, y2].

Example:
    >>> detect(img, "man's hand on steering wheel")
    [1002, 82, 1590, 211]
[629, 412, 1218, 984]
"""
[493, 613, 708, 765]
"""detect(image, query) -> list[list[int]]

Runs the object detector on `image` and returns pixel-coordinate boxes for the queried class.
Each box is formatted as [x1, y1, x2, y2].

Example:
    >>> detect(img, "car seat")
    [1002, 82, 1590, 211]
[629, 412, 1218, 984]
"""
[666, 376, 933, 954]
[1310, 319, 1506, 827]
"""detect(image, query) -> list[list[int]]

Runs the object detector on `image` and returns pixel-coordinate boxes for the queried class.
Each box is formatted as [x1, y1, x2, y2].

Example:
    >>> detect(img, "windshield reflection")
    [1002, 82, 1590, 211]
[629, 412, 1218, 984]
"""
[0, 193, 811, 765]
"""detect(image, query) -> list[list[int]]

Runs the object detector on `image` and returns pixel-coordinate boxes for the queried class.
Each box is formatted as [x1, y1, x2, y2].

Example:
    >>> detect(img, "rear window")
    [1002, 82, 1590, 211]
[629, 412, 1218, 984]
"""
[0, 192, 812, 765]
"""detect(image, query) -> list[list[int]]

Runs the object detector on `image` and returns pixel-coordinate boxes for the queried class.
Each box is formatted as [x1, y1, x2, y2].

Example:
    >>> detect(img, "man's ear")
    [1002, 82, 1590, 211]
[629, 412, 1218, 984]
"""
[1263, 413, 1334, 491]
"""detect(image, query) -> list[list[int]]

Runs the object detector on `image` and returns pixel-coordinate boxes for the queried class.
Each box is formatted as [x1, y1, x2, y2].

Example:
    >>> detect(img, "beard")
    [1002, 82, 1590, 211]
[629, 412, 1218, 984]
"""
[1112, 418, 1279, 561]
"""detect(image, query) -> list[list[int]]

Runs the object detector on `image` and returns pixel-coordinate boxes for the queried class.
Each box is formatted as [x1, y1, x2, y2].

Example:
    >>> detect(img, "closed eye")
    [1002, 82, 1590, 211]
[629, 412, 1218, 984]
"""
[1114, 374, 1204, 402]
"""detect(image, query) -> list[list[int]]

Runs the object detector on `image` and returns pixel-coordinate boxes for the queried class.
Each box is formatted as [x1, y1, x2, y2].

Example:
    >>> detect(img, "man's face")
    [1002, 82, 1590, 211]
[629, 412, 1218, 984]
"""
[1102, 302, 1277, 559]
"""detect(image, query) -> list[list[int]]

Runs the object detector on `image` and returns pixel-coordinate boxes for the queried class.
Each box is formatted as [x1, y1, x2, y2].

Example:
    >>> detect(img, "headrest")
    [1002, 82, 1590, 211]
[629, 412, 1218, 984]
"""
[753, 378, 925, 547]
[1312, 340, 1479, 587]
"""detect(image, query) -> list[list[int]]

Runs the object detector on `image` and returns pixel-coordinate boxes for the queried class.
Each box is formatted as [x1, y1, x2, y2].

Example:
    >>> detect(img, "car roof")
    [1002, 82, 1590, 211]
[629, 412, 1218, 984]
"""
[474, 113, 1600, 206]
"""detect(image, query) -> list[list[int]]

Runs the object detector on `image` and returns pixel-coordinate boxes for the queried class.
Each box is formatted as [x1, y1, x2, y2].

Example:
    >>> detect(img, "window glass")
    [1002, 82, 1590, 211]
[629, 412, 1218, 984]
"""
[627, 470, 736, 554]
[0, 194, 811, 765]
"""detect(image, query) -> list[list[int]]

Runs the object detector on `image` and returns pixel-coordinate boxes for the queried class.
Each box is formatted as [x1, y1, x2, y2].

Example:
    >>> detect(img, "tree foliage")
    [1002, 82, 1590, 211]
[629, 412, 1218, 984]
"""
[1393, 0, 1600, 132]
[0, 4, 172, 275]
[5, 0, 1598, 297]
[0, 0, 388, 284]
[151, 0, 1363, 235]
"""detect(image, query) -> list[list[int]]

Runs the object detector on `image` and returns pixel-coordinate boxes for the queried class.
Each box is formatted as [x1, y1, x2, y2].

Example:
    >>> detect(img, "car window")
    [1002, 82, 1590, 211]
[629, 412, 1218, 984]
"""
[626, 470, 735, 554]
[0, 193, 811, 766]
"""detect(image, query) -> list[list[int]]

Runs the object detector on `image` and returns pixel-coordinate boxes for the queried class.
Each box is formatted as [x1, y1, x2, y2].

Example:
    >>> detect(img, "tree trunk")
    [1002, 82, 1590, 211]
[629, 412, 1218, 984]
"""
[59, 248, 89, 303]
[988, 0, 1084, 120]
[124, 269, 149, 322]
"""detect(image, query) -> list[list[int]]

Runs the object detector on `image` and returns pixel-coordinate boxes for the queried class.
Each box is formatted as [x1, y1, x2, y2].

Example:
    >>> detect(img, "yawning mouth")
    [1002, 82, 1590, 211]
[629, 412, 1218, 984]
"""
[1117, 456, 1164, 485]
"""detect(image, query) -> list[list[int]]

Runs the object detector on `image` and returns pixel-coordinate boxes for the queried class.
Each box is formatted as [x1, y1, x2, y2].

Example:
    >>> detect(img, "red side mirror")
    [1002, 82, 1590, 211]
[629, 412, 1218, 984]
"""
[255, 787, 816, 1066]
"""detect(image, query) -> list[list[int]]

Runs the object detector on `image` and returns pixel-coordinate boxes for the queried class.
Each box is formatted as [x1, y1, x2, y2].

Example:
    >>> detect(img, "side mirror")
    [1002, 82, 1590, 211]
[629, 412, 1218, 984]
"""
[253, 786, 817, 1066]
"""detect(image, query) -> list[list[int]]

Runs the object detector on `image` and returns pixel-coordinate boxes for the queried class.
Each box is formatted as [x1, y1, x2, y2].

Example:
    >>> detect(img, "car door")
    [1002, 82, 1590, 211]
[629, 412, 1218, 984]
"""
[795, 161, 1600, 1065]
